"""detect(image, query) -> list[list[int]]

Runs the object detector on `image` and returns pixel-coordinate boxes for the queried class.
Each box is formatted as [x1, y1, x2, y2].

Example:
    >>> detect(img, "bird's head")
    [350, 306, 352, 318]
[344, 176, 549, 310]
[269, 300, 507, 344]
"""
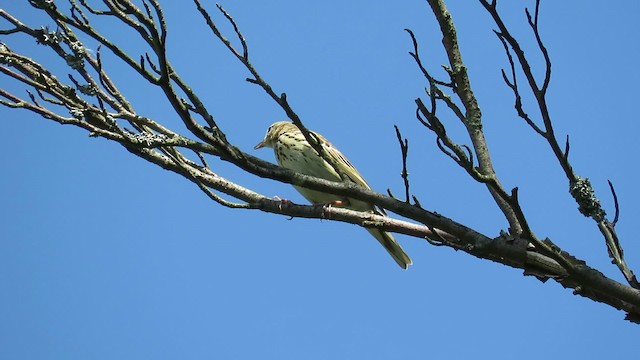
[254, 121, 297, 149]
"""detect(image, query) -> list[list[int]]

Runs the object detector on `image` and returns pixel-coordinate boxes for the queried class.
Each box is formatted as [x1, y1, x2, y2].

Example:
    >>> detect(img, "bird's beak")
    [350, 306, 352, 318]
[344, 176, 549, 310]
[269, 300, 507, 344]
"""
[254, 140, 265, 150]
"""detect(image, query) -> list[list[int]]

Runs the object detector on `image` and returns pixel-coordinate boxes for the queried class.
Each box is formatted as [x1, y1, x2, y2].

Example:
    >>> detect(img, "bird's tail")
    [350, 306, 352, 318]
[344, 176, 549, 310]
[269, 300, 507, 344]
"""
[367, 228, 412, 269]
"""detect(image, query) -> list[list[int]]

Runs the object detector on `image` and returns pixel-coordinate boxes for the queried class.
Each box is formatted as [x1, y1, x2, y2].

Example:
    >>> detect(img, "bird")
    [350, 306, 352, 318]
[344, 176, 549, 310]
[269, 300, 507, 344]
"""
[255, 121, 412, 269]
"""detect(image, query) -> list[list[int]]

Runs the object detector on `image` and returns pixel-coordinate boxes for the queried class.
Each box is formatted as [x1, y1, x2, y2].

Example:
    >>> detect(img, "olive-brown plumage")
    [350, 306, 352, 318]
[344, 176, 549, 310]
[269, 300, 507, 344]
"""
[255, 121, 412, 269]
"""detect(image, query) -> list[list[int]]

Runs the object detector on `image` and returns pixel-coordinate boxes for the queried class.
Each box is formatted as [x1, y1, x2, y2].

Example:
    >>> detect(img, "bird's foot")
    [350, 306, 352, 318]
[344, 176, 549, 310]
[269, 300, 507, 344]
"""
[314, 199, 350, 219]
[313, 199, 350, 207]
[329, 199, 350, 207]
[273, 196, 291, 213]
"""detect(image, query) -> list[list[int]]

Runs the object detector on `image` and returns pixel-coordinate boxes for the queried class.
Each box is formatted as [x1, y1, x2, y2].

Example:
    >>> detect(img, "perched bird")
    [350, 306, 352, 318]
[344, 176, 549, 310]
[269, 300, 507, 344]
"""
[255, 121, 412, 269]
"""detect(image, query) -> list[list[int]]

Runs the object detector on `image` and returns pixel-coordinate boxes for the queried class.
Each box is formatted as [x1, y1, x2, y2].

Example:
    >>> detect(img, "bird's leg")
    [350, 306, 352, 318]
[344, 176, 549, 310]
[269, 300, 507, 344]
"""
[313, 198, 350, 220]
[273, 196, 291, 213]
[312, 198, 350, 208]
[313, 198, 350, 207]
[329, 199, 350, 207]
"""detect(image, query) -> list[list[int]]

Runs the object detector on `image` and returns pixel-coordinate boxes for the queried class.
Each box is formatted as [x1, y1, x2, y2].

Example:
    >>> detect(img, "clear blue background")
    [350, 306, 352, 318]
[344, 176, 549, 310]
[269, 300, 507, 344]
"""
[1, 1, 639, 358]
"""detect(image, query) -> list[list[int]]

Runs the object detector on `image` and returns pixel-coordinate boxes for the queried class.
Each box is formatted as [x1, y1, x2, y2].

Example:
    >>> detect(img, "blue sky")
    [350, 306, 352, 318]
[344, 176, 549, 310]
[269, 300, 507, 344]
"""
[1, 1, 639, 358]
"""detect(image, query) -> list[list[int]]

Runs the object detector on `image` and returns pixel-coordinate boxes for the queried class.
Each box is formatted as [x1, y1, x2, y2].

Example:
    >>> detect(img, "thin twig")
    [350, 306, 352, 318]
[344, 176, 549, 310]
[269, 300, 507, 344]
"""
[393, 125, 411, 203]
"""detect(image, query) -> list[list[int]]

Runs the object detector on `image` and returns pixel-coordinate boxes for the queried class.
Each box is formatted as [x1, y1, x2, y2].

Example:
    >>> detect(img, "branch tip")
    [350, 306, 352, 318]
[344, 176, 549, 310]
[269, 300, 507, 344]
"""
[607, 180, 619, 226]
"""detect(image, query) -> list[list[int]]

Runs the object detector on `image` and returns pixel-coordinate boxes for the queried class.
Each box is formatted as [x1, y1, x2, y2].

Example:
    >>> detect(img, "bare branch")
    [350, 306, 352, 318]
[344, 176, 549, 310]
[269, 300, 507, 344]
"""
[1, 0, 639, 323]
[480, 0, 637, 288]
[393, 125, 411, 203]
[415, 0, 525, 236]
[608, 180, 620, 226]
[494, 30, 545, 136]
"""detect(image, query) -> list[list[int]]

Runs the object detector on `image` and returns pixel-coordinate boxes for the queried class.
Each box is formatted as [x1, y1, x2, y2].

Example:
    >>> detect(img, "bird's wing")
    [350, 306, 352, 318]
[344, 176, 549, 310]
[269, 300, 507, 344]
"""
[314, 131, 372, 190]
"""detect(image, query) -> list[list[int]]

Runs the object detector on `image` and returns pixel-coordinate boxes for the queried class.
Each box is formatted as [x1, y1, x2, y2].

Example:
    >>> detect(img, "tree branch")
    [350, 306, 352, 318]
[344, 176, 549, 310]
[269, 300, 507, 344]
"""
[1, 0, 639, 323]
[480, 0, 638, 289]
